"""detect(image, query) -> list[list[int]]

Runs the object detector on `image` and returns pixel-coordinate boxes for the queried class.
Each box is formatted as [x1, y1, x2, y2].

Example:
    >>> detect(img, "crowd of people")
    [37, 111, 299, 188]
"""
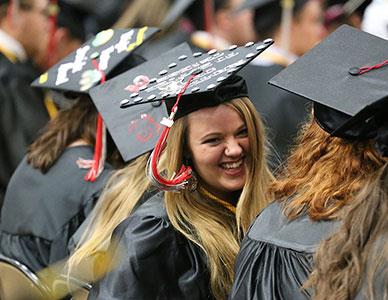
[0, 0, 387, 299]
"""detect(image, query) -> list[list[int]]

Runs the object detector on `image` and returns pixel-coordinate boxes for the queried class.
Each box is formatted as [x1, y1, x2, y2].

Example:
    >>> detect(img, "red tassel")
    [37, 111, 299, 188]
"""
[148, 74, 197, 188]
[84, 58, 107, 182]
[85, 114, 105, 182]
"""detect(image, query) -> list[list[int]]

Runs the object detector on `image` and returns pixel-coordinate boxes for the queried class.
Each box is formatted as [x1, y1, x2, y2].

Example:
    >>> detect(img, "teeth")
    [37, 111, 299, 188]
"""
[222, 160, 243, 169]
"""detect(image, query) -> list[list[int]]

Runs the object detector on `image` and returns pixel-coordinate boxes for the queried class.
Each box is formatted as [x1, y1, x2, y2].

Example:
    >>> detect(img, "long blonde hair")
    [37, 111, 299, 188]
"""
[68, 97, 272, 299]
[165, 97, 272, 299]
[307, 163, 388, 300]
[68, 153, 151, 275]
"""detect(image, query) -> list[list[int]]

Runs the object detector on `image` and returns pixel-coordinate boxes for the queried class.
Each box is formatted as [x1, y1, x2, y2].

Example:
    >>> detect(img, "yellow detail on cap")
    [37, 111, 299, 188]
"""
[127, 26, 148, 52]
[39, 72, 48, 84]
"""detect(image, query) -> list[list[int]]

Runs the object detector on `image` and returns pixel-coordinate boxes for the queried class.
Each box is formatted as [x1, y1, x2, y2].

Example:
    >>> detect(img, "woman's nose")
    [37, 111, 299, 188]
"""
[224, 139, 243, 157]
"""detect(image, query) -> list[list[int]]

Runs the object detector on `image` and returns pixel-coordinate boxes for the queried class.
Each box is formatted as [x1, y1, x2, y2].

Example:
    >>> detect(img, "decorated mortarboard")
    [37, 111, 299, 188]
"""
[269, 25, 388, 156]
[32, 27, 159, 93]
[90, 43, 194, 163]
[33, 27, 157, 183]
[90, 38, 273, 190]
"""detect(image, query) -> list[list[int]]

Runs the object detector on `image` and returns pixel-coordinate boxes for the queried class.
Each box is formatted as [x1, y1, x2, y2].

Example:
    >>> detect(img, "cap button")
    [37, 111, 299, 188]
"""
[90, 52, 100, 60]
[348, 67, 361, 76]
[120, 99, 130, 108]
[191, 69, 203, 75]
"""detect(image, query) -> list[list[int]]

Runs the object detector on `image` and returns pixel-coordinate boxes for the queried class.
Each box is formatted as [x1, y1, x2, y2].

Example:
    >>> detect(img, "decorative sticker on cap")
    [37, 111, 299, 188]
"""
[125, 75, 150, 93]
[79, 70, 102, 91]
[52, 27, 152, 90]
[92, 29, 114, 47]
[39, 72, 48, 84]
[127, 26, 148, 52]
[128, 113, 162, 143]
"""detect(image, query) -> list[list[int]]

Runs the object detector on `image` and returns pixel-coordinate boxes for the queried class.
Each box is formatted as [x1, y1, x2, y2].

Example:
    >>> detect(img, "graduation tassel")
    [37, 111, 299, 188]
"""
[46, 0, 59, 68]
[146, 73, 197, 191]
[84, 58, 107, 182]
[85, 115, 106, 182]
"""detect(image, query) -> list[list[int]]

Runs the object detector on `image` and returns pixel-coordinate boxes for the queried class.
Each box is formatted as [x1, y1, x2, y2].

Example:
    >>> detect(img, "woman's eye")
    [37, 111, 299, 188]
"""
[203, 138, 220, 144]
[237, 128, 248, 137]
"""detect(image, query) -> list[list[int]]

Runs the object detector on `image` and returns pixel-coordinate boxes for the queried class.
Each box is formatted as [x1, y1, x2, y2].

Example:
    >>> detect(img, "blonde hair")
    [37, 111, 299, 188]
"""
[68, 97, 272, 300]
[165, 97, 272, 299]
[306, 163, 388, 300]
[68, 153, 151, 275]
[272, 119, 386, 220]
[113, 0, 170, 28]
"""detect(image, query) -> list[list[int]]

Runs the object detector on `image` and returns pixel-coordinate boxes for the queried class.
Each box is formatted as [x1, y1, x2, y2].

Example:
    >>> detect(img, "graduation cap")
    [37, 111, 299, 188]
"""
[90, 38, 274, 190]
[32, 27, 159, 93]
[33, 27, 158, 182]
[269, 25, 388, 156]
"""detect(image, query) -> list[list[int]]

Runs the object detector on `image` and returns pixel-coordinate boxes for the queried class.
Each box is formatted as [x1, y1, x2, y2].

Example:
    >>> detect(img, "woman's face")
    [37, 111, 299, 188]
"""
[187, 104, 250, 200]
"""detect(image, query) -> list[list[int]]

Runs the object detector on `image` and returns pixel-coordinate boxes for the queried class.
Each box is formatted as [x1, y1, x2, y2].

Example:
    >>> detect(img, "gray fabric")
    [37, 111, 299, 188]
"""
[230, 201, 340, 300]
[0, 146, 113, 272]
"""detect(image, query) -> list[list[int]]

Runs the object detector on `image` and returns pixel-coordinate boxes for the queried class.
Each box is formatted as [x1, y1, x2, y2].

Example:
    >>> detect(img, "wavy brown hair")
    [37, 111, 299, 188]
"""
[272, 118, 386, 221]
[27, 96, 122, 172]
[306, 163, 388, 300]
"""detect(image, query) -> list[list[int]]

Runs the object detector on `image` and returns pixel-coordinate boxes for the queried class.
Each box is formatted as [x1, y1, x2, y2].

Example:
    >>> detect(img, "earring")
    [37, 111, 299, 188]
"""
[187, 170, 198, 192]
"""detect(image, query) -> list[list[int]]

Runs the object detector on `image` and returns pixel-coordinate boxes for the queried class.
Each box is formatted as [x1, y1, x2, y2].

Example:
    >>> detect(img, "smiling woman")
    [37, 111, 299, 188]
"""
[68, 42, 274, 300]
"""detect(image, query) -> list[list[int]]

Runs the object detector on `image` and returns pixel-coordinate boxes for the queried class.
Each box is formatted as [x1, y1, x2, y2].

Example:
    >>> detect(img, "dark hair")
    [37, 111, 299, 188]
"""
[253, 0, 309, 37]
[27, 95, 123, 172]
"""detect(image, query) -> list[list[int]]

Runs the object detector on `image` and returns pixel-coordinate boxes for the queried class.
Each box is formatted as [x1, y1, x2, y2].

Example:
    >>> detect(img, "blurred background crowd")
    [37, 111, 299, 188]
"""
[0, 0, 387, 299]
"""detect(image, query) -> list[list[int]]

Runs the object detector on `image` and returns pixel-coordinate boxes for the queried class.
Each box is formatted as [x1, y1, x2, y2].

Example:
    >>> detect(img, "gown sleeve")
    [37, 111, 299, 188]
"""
[88, 194, 212, 300]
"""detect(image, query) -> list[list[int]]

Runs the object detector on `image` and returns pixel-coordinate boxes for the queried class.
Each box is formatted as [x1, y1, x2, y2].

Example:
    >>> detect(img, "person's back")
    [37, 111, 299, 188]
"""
[0, 146, 113, 271]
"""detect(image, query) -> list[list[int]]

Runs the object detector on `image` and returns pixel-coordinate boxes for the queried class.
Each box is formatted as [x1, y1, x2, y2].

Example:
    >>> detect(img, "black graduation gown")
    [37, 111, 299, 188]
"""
[88, 191, 213, 300]
[0, 146, 112, 272]
[0, 54, 49, 208]
[229, 201, 339, 300]
[237, 64, 311, 171]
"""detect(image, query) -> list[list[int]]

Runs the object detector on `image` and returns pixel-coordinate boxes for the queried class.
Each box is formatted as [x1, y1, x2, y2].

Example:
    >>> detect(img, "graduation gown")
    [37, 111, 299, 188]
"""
[0, 146, 112, 272]
[88, 191, 213, 300]
[229, 201, 339, 300]
[0, 53, 49, 208]
[238, 62, 310, 171]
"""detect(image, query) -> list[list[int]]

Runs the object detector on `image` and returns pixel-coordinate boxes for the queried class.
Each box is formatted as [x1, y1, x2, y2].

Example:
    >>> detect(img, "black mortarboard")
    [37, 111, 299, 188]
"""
[269, 25, 388, 156]
[32, 27, 159, 93]
[90, 39, 274, 162]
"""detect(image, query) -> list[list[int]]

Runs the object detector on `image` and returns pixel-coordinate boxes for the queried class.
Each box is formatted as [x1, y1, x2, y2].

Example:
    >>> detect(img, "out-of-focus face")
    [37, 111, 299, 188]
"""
[227, 0, 256, 45]
[17, 0, 50, 65]
[187, 104, 250, 200]
[290, 0, 327, 56]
